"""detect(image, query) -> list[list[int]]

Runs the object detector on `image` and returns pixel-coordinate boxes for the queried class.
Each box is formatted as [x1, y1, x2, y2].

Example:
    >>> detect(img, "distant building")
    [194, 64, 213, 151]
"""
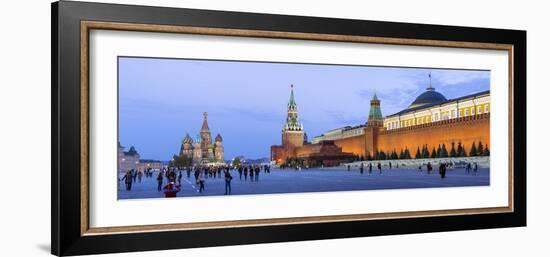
[179, 112, 225, 164]
[137, 159, 163, 171]
[118, 142, 140, 172]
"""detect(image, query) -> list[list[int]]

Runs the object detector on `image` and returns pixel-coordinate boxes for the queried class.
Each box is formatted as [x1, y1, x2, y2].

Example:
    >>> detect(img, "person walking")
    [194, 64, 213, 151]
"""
[254, 165, 260, 182]
[238, 166, 243, 180]
[122, 171, 133, 191]
[377, 162, 382, 174]
[466, 163, 472, 174]
[249, 165, 254, 182]
[360, 163, 364, 174]
[473, 162, 478, 175]
[224, 170, 233, 195]
[427, 162, 432, 174]
[194, 167, 200, 183]
[389, 162, 392, 169]
[368, 163, 372, 174]
[156, 171, 163, 192]
[347, 165, 351, 171]
[198, 172, 206, 193]
[243, 166, 248, 181]
[439, 162, 447, 179]
[177, 171, 182, 186]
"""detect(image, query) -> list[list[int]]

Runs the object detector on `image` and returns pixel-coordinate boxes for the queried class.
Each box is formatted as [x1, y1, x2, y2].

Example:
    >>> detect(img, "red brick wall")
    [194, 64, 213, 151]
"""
[273, 114, 490, 163]
[333, 133, 367, 158]
[331, 114, 490, 158]
[377, 114, 490, 156]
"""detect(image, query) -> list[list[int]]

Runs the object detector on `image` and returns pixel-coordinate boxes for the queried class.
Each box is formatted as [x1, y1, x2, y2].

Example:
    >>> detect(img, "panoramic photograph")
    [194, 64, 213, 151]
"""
[117, 57, 491, 200]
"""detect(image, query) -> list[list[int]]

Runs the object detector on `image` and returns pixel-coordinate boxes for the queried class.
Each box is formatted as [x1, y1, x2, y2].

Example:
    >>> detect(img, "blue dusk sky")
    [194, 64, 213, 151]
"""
[118, 57, 490, 161]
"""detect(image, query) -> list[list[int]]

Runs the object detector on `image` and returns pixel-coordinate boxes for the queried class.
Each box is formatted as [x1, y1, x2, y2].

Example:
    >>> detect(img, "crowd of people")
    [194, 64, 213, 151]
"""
[235, 165, 270, 182]
[345, 161, 481, 179]
[120, 160, 483, 198]
[119, 164, 273, 197]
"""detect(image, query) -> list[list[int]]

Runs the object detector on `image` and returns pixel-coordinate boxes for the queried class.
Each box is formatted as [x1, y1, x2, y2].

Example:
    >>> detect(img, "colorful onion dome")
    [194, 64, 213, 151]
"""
[194, 134, 202, 144]
[182, 133, 193, 144]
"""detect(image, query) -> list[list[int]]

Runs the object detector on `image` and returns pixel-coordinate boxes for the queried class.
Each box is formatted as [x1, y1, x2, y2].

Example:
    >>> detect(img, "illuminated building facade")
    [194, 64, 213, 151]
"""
[271, 78, 490, 166]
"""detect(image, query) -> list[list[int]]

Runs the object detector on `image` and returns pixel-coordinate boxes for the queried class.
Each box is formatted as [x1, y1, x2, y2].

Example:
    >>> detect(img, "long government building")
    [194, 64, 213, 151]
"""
[271, 81, 490, 167]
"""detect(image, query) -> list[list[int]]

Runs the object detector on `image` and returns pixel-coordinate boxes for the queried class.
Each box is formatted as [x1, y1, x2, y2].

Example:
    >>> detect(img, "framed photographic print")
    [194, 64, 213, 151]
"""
[51, 1, 526, 256]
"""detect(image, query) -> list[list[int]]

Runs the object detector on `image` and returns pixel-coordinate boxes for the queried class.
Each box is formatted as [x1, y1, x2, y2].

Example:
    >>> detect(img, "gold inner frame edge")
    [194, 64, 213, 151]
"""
[79, 20, 515, 236]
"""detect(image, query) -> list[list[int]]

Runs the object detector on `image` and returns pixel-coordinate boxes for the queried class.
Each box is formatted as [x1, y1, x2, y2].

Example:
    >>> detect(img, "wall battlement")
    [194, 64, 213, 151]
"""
[380, 113, 490, 135]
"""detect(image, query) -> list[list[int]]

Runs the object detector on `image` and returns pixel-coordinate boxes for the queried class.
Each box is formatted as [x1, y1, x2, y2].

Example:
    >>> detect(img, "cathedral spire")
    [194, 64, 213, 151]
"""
[201, 112, 210, 131]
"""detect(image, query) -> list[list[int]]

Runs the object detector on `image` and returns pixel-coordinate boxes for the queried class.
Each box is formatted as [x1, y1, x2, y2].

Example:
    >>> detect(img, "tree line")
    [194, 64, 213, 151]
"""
[360, 141, 490, 161]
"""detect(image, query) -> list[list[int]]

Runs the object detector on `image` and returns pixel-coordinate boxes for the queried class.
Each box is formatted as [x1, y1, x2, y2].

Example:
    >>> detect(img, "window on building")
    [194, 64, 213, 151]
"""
[459, 110, 463, 117]
[465, 108, 469, 116]
[477, 106, 482, 115]
[434, 113, 439, 121]
[485, 104, 489, 113]
[451, 110, 456, 118]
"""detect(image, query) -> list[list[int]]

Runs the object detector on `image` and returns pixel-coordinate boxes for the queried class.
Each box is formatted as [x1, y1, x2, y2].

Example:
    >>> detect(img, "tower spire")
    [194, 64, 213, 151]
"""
[283, 84, 302, 131]
[288, 84, 296, 107]
[427, 72, 435, 91]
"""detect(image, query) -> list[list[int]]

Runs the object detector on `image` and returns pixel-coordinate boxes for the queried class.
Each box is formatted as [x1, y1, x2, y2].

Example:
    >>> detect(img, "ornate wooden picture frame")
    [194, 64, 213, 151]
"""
[52, 1, 526, 256]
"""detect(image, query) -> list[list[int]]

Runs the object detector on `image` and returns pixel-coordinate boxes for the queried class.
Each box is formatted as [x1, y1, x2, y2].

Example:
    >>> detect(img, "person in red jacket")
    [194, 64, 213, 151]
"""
[163, 173, 181, 197]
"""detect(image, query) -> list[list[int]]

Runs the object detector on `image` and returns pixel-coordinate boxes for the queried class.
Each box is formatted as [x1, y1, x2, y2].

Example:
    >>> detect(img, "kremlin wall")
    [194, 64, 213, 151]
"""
[271, 81, 490, 167]
[332, 113, 490, 160]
